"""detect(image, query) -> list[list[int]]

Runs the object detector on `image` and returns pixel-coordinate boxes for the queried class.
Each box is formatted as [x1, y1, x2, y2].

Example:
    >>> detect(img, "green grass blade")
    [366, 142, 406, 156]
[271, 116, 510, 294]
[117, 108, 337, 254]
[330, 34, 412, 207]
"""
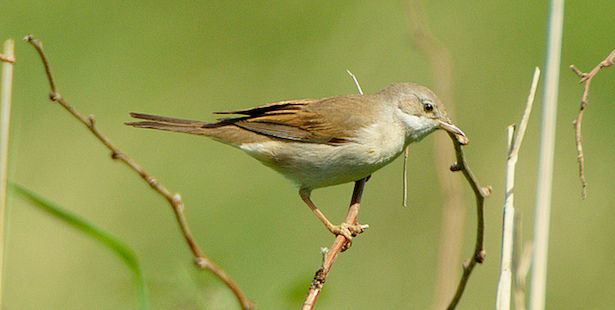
[8, 182, 149, 310]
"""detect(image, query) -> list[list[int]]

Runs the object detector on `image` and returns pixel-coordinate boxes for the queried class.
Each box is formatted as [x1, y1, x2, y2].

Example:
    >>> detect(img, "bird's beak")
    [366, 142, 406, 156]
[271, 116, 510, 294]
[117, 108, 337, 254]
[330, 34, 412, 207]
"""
[439, 121, 469, 145]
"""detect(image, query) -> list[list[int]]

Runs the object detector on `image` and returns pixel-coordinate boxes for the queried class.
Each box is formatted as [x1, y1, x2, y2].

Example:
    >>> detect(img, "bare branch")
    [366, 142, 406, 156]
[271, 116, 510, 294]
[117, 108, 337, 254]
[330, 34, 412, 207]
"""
[446, 132, 491, 310]
[23, 35, 255, 310]
[302, 178, 367, 310]
[569, 48, 615, 198]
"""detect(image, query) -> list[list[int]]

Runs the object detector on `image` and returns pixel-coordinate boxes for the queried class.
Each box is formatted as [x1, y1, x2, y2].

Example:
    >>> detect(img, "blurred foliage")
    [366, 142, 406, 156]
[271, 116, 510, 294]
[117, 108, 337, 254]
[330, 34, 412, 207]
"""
[2, 1, 615, 309]
[8, 182, 148, 309]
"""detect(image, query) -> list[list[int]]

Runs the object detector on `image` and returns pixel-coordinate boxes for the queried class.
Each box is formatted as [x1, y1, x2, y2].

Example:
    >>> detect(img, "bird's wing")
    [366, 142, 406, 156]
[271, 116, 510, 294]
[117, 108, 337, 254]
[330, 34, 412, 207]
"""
[213, 96, 376, 145]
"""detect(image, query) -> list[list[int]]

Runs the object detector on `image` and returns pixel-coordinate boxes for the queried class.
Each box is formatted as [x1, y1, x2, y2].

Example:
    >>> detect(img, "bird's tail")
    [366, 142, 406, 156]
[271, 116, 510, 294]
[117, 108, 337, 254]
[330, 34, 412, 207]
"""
[125, 113, 210, 135]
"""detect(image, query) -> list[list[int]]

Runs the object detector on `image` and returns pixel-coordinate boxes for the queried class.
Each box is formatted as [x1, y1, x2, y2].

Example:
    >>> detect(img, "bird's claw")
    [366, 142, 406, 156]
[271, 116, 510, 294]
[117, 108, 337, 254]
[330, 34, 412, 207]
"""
[328, 222, 366, 251]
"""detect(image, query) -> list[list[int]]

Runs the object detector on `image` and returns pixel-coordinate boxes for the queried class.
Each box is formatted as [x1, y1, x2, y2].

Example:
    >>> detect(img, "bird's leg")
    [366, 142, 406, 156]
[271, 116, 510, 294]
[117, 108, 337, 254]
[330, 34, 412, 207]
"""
[299, 187, 364, 250]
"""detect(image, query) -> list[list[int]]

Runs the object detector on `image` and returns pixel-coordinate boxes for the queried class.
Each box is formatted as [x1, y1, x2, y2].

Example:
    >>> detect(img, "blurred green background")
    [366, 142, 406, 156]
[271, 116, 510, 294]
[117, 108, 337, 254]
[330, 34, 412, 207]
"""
[2, 1, 615, 309]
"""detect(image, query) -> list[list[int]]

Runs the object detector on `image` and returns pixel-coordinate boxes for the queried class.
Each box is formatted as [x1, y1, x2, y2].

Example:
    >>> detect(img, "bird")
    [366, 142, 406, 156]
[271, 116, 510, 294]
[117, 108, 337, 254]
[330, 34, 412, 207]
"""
[126, 82, 467, 247]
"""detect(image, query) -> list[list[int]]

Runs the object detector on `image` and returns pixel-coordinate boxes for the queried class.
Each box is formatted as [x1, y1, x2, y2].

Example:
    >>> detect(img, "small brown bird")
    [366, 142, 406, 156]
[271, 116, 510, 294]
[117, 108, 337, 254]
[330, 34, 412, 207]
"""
[127, 83, 467, 245]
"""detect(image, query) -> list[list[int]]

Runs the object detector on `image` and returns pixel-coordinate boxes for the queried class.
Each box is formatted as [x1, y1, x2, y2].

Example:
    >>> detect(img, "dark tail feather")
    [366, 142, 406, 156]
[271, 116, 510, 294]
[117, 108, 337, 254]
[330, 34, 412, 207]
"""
[125, 112, 210, 135]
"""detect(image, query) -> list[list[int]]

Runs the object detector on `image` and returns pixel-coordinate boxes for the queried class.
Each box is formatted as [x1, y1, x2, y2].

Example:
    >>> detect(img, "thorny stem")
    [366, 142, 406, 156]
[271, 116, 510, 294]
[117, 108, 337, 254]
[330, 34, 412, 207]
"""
[24, 35, 255, 310]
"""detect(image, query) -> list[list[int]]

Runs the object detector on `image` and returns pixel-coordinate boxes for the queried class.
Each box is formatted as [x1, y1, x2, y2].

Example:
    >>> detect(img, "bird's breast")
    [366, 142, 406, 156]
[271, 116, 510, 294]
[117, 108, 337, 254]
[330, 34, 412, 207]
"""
[237, 121, 408, 189]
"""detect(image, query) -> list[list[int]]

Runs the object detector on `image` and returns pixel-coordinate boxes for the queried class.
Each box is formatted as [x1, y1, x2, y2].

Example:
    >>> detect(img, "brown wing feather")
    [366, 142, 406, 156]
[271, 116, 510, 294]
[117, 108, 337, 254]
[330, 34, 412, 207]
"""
[232, 109, 350, 144]
[128, 94, 380, 146]
[214, 98, 359, 144]
[213, 99, 313, 116]
[212, 95, 380, 144]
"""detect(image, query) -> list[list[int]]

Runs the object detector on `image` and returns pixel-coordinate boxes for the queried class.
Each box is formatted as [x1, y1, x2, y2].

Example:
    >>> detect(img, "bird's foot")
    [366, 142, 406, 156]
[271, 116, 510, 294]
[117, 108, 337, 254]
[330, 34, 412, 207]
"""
[327, 222, 368, 251]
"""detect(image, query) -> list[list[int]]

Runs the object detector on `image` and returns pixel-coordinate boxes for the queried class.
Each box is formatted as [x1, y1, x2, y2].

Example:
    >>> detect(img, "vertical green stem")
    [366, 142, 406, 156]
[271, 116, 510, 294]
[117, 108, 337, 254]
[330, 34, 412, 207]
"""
[0, 38, 16, 309]
[530, 1, 565, 309]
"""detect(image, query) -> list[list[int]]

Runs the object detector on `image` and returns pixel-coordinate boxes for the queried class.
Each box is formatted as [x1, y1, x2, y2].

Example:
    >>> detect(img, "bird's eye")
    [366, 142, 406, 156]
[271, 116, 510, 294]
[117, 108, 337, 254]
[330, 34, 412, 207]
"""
[423, 102, 434, 112]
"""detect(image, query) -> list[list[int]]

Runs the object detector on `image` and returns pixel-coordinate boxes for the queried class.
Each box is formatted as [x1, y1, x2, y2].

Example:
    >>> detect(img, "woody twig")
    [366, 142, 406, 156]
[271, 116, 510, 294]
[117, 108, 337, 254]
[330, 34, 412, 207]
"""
[24, 35, 255, 310]
[569, 49, 615, 198]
